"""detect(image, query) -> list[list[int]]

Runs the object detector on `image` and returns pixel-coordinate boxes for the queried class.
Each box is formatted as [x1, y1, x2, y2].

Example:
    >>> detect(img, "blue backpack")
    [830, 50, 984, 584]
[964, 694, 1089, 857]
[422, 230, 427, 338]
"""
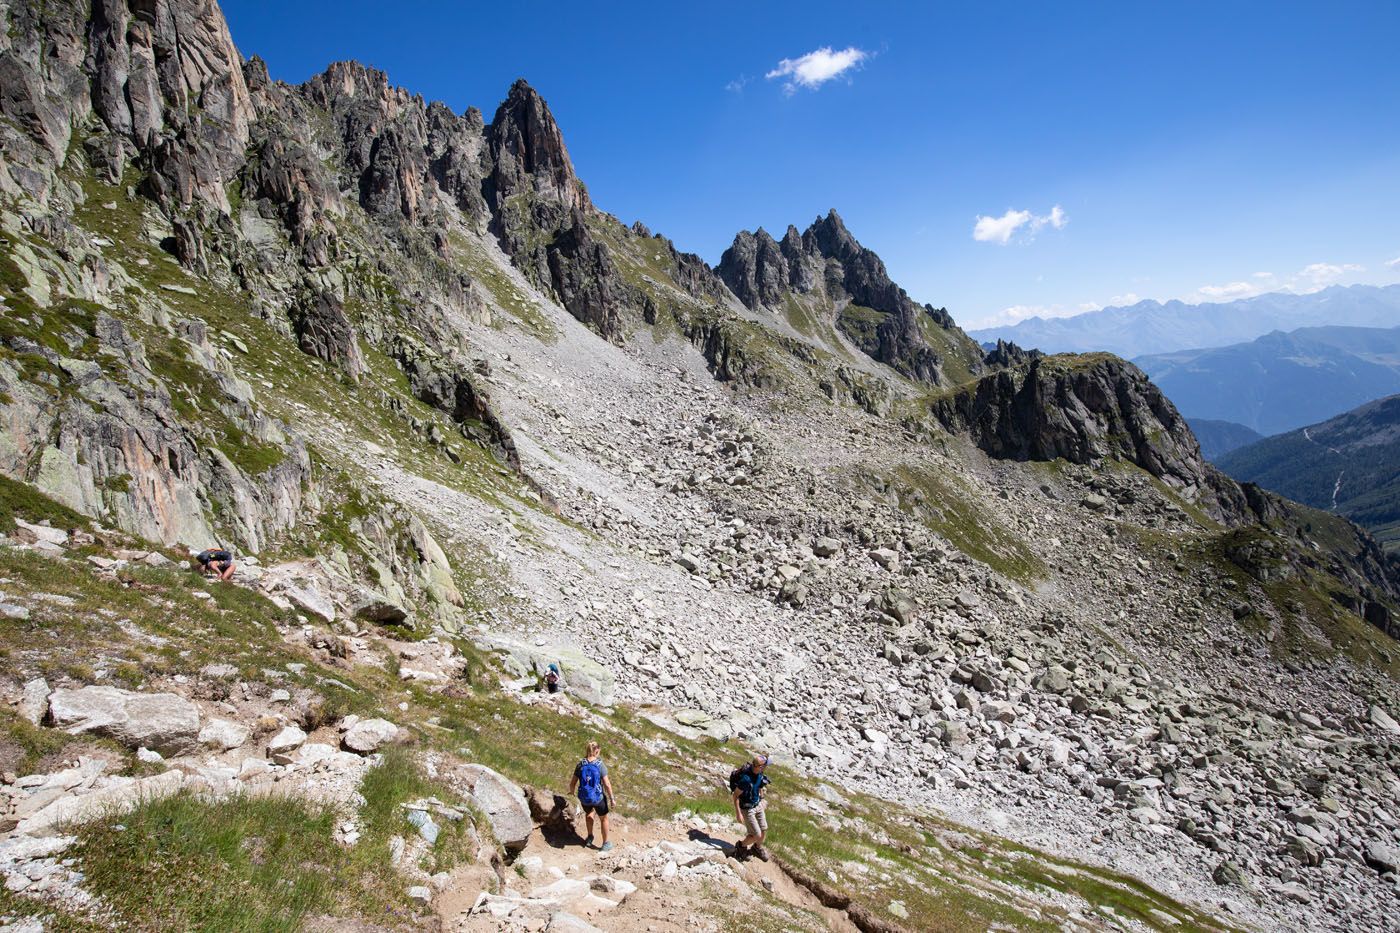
[577, 759, 604, 805]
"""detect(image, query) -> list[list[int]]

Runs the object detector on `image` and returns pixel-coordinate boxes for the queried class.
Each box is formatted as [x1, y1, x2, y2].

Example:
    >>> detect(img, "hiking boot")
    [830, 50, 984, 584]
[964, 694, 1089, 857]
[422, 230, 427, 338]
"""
[583, 834, 594, 848]
[599, 841, 613, 852]
[730, 843, 750, 860]
[752, 845, 770, 862]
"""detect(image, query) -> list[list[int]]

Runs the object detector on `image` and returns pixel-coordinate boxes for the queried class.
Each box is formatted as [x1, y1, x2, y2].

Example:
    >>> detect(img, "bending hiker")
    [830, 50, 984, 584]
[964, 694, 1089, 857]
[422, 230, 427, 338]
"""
[544, 663, 562, 694]
[568, 740, 615, 851]
[195, 547, 235, 582]
[730, 753, 771, 862]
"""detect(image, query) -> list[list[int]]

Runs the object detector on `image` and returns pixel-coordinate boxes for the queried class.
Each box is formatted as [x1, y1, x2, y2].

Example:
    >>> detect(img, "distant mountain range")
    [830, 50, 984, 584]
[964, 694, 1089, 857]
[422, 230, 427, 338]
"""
[1135, 325, 1400, 435]
[1187, 419, 1263, 460]
[1218, 394, 1400, 550]
[970, 284, 1400, 358]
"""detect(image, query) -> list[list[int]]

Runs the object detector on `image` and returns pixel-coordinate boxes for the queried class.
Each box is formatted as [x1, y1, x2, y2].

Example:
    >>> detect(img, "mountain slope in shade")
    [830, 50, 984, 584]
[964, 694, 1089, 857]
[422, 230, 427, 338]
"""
[1218, 394, 1400, 549]
[1188, 418, 1264, 460]
[969, 284, 1400, 357]
[1135, 325, 1400, 435]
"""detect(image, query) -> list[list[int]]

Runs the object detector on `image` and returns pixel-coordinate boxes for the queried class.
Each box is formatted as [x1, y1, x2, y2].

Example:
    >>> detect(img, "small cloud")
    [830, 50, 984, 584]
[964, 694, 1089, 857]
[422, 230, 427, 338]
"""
[972, 205, 1067, 245]
[765, 46, 868, 94]
[973, 209, 1031, 244]
[1252, 271, 1273, 279]
[1299, 261, 1364, 286]
[1197, 281, 1264, 301]
[1108, 292, 1141, 306]
[970, 303, 1080, 329]
[725, 75, 751, 93]
[1388, 256, 1400, 269]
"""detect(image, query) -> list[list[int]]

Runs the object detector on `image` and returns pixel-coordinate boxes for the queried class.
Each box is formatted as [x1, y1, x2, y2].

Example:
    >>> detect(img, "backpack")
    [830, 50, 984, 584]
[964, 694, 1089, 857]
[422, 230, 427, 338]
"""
[545, 670, 559, 686]
[728, 764, 749, 794]
[577, 758, 604, 806]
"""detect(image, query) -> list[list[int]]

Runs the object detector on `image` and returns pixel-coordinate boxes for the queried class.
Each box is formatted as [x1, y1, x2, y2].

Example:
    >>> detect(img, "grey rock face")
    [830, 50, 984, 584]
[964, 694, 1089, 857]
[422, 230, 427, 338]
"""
[47, 686, 200, 755]
[291, 291, 366, 381]
[930, 355, 1240, 518]
[717, 210, 984, 385]
[460, 764, 532, 852]
[483, 80, 627, 342]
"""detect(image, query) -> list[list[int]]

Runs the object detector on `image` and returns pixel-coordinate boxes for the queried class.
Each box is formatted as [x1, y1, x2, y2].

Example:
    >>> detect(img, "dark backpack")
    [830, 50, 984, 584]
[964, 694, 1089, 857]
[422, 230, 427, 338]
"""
[577, 759, 604, 806]
[728, 764, 749, 794]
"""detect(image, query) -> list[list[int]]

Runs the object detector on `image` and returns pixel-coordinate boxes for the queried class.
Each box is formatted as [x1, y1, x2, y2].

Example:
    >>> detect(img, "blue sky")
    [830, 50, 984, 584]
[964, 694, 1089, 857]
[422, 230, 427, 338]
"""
[222, 0, 1400, 330]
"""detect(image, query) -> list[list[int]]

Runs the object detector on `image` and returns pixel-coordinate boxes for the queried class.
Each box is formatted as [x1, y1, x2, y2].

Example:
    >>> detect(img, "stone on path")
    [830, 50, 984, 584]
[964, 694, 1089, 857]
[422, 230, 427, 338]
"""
[461, 764, 532, 851]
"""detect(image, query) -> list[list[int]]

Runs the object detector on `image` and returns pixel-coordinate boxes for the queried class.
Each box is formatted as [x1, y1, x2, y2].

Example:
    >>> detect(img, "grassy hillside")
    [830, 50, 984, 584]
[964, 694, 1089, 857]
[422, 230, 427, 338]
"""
[1218, 394, 1400, 550]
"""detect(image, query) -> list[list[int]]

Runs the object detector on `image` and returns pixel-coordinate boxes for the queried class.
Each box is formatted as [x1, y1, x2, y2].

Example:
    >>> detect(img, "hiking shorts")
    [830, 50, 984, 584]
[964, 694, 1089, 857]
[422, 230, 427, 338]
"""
[741, 803, 767, 836]
[581, 798, 609, 816]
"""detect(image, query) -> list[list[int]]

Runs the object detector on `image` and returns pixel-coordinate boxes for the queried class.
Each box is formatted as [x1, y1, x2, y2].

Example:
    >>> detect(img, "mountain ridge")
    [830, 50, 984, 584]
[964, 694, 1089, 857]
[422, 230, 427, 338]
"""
[1136, 324, 1400, 435]
[970, 284, 1400, 358]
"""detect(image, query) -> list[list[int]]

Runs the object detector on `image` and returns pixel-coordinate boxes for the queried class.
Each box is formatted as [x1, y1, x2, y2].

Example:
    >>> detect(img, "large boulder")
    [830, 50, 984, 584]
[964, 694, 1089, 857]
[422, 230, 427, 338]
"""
[342, 718, 398, 754]
[47, 686, 200, 755]
[460, 764, 532, 852]
[198, 719, 250, 751]
[474, 636, 615, 706]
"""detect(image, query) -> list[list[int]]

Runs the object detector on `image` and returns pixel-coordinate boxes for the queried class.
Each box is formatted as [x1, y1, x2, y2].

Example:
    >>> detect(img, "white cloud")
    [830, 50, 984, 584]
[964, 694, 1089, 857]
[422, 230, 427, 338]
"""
[1108, 292, 1141, 306]
[971, 205, 1067, 244]
[1196, 281, 1265, 301]
[968, 303, 1082, 329]
[974, 204, 1058, 243]
[765, 47, 868, 94]
[1298, 262, 1364, 287]
[725, 75, 751, 93]
[1388, 256, 1400, 269]
[972, 209, 1031, 244]
[1252, 271, 1274, 279]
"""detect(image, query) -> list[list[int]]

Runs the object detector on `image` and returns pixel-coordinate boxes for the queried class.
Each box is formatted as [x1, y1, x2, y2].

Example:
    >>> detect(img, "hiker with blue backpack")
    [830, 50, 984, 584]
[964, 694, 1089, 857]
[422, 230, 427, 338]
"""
[729, 753, 771, 862]
[567, 740, 615, 851]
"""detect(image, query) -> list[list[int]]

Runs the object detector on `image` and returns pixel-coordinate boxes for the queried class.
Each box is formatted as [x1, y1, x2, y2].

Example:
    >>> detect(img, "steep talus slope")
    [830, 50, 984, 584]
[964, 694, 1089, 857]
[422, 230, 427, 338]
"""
[0, 1, 1398, 931]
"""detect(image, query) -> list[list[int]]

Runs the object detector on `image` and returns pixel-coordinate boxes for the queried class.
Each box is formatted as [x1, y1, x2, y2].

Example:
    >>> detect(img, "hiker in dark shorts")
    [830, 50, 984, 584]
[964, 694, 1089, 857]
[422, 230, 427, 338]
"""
[195, 547, 235, 582]
[567, 740, 615, 851]
[730, 753, 771, 862]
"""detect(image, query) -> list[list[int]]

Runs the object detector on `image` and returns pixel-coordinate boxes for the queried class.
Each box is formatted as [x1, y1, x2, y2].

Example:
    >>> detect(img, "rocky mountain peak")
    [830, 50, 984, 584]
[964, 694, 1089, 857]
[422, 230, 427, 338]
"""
[717, 210, 984, 384]
[486, 77, 588, 214]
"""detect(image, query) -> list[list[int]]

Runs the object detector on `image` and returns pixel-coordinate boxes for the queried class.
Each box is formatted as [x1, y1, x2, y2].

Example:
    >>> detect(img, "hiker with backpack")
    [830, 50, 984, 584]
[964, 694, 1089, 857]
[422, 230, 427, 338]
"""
[544, 663, 563, 694]
[195, 547, 236, 582]
[729, 753, 772, 862]
[567, 740, 615, 851]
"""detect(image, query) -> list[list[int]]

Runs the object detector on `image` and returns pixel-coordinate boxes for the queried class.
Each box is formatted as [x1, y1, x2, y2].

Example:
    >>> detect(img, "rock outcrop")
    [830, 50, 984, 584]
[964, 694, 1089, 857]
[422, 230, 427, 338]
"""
[717, 210, 983, 384]
[931, 354, 1232, 509]
[484, 80, 627, 342]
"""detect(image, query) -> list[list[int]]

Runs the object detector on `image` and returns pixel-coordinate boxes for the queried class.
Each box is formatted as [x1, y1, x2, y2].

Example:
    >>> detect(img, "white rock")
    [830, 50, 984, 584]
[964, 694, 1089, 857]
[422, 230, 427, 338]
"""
[342, 718, 398, 754]
[266, 725, 307, 754]
[198, 719, 250, 751]
[47, 686, 200, 755]
[460, 764, 532, 851]
[1368, 705, 1400, 734]
[18, 677, 50, 726]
